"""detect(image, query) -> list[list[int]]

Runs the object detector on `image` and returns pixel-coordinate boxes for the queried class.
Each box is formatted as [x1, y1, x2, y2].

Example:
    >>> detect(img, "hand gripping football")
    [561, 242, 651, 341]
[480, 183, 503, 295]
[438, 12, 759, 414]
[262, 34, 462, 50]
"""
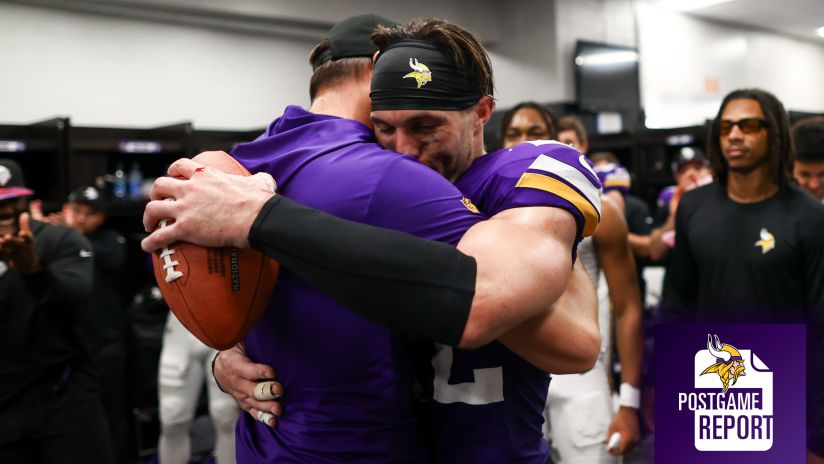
[152, 151, 279, 350]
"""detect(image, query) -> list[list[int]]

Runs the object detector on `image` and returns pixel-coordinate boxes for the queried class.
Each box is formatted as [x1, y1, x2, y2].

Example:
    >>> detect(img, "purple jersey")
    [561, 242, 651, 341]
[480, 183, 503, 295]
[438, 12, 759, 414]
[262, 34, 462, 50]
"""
[231, 106, 484, 463]
[423, 140, 602, 464]
[594, 162, 631, 196]
[657, 185, 677, 210]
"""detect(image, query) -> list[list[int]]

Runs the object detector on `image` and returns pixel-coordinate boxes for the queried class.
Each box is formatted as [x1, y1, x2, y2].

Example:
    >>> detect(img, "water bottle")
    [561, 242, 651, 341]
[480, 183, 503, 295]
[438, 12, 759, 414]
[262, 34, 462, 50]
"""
[113, 162, 127, 199]
[129, 162, 144, 200]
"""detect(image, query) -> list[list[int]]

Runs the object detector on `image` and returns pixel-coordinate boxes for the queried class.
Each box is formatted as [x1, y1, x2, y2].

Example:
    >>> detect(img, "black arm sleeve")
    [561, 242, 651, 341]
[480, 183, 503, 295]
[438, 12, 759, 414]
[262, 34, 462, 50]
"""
[248, 195, 477, 346]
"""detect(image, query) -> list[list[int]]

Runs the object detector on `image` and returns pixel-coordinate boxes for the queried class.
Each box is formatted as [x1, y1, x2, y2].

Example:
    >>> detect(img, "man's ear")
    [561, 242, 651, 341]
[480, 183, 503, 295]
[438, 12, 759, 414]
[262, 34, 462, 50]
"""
[473, 95, 495, 127]
[372, 50, 381, 64]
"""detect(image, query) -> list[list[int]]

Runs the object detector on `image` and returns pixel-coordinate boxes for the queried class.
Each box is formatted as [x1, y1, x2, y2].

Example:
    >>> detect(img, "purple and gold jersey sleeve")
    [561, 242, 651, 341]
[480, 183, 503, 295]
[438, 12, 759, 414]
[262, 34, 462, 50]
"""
[514, 141, 603, 238]
[593, 162, 631, 196]
[459, 140, 602, 243]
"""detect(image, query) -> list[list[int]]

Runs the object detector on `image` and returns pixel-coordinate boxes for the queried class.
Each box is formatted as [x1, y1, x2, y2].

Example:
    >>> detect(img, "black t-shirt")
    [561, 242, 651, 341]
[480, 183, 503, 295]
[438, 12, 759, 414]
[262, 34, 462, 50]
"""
[625, 194, 652, 304]
[663, 182, 824, 323]
[0, 220, 94, 405]
[625, 194, 653, 236]
[79, 227, 127, 349]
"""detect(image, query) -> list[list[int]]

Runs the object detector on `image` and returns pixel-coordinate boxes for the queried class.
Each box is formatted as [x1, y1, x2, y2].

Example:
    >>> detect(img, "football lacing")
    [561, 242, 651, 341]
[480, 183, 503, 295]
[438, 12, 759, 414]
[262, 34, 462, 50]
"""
[159, 218, 183, 283]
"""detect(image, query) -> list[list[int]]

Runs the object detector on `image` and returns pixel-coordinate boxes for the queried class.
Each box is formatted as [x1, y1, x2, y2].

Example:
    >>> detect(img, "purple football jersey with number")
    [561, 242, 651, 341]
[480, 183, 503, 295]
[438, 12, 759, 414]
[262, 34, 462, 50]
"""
[230, 106, 484, 463]
[423, 140, 602, 464]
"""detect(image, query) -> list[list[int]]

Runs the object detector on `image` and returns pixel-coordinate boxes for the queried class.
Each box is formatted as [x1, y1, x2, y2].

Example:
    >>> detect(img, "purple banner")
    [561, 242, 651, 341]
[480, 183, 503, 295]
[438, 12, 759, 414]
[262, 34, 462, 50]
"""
[655, 324, 805, 463]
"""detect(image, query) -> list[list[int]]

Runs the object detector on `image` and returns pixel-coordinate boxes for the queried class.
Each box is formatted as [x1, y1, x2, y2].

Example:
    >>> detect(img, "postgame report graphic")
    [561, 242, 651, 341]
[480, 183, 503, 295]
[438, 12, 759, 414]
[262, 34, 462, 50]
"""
[688, 334, 773, 451]
[655, 324, 805, 463]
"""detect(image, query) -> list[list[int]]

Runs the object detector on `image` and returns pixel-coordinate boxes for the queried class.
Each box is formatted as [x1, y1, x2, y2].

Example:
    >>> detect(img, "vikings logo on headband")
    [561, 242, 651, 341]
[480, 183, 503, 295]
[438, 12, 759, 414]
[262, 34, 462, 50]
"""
[371, 40, 482, 111]
[403, 58, 432, 88]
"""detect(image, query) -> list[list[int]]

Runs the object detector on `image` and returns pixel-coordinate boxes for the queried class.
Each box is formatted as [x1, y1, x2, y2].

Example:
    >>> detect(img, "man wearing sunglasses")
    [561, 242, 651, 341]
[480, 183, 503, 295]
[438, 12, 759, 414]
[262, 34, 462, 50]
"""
[661, 88, 824, 462]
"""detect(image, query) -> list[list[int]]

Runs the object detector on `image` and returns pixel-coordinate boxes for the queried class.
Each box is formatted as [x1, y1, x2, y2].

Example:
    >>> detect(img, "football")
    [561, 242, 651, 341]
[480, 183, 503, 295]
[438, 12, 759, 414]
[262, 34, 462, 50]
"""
[152, 151, 279, 350]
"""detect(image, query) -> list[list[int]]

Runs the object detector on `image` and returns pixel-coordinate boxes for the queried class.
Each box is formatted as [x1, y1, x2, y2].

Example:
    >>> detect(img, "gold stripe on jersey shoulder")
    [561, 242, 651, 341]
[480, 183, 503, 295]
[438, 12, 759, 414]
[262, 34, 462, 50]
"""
[516, 172, 600, 237]
[604, 179, 631, 188]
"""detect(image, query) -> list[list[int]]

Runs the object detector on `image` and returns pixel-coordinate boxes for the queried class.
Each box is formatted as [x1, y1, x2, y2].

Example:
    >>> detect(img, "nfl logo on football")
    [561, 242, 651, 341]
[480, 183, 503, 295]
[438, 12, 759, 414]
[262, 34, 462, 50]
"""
[676, 334, 774, 451]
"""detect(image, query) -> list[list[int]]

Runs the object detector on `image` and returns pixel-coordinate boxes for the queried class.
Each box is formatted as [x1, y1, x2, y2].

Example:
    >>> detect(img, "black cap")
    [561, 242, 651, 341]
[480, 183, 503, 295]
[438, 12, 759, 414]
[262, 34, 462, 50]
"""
[672, 146, 707, 175]
[68, 185, 106, 212]
[311, 14, 398, 70]
[0, 159, 34, 201]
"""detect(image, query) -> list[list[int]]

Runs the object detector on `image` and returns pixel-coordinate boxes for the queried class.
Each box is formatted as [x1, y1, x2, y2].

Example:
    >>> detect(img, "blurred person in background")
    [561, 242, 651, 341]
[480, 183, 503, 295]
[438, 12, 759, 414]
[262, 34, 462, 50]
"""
[36, 186, 132, 463]
[792, 116, 824, 203]
[558, 115, 589, 155]
[157, 312, 239, 463]
[499, 101, 559, 148]
[502, 112, 644, 461]
[0, 159, 112, 463]
[631, 147, 712, 263]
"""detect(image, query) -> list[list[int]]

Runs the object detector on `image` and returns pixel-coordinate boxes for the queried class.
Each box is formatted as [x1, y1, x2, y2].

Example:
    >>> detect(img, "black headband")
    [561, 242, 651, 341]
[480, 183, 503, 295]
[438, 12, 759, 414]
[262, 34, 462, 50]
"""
[371, 40, 482, 111]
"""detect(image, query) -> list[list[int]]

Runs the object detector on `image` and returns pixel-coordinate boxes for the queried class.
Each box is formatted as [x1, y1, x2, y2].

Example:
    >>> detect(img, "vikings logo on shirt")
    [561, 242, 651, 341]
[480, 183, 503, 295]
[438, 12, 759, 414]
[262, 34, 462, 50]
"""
[403, 58, 432, 88]
[0, 261, 7, 277]
[754, 228, 775, 254]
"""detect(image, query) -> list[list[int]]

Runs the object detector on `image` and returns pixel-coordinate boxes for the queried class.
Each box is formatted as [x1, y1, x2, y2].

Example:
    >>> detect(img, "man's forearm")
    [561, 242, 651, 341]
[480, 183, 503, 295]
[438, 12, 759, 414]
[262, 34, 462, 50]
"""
[648, 216, 675, 262]
[627, 233, 652, 258]
[616, 306, 644, 389]
[456, 206, 577, 348]
[249, 196, 477, 346]
[497, 261, 600, 374]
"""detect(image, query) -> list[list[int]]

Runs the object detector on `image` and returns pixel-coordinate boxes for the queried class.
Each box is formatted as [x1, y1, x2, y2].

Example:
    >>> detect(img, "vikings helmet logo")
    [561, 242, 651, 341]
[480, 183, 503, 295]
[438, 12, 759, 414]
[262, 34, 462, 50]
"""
[701, 334, 746, 393]
[754, 228, 775, 254]
[403, 58, 432, 88]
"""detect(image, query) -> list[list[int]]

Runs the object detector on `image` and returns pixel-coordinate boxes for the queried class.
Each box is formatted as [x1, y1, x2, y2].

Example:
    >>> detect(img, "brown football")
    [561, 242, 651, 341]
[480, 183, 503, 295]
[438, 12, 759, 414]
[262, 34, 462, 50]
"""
[152, 151, 279, 350]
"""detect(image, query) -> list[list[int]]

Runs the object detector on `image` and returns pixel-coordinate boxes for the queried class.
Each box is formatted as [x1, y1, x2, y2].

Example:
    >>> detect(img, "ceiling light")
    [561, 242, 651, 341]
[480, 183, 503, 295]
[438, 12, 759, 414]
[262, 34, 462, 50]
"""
[657, 0, 735, 12]
[817, 26, 824, 38]
[575, 50, 639, 66]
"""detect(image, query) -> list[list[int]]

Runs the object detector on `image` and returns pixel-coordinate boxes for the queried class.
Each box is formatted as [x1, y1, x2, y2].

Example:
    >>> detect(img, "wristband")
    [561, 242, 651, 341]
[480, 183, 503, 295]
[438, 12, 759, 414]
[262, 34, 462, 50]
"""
[211, 351, 229, 394]
[619, 382, 641, 409]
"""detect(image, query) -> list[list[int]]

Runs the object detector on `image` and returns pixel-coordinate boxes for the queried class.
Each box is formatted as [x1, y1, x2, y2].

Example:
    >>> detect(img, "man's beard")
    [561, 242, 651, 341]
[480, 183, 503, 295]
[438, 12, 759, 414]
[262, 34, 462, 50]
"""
[725, 149, 769, 175]
[727, 163, 761, 175]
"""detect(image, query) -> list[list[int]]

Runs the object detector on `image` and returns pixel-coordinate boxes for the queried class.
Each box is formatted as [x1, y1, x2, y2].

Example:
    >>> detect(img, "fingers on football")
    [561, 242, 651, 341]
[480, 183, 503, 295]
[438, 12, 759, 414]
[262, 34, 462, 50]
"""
[167, 157, 208, 179]
[140, 222, 179, 252]
[149, 176, 184, 202]
[142, 198, 179, 232]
